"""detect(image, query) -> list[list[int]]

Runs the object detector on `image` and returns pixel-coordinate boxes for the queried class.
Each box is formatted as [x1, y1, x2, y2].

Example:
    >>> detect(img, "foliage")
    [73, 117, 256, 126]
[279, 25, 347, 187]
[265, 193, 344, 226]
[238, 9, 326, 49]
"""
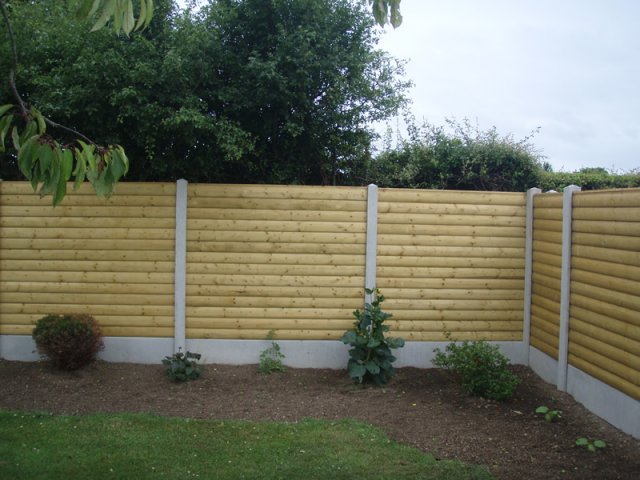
[340, 289, 405, 386]
[433, 338, 520, 401]
[575, 437, 607, 453]
[0, 0, 155, 204]
[32, 314, 103, 370]
[370, 117, 544, 191]
[540, 168, 640, 191]
[258, 330, 287, 374]
[1, 0, 409, 190]
[535, 406, 562, 423]
[0, 412, 493, 479]
[367, 0, 402, 28]
[162, 349, 202, 382]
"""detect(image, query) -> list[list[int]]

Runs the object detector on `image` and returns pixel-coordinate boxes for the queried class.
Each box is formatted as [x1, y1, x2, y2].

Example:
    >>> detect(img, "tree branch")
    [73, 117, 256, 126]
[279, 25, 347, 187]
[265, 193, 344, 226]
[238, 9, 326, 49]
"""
[43, 116, 94, 145]
[1, 0, 28, 116]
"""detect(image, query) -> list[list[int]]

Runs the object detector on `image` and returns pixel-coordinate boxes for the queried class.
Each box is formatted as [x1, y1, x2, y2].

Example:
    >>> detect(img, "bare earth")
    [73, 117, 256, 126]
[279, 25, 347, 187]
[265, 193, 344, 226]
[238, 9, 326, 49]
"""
[0, 360, 638, 480]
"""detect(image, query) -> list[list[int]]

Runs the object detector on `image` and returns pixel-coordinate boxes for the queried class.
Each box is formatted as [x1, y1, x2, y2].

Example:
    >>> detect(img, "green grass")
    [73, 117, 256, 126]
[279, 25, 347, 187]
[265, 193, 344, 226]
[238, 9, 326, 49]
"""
[0, 411, 492, 480]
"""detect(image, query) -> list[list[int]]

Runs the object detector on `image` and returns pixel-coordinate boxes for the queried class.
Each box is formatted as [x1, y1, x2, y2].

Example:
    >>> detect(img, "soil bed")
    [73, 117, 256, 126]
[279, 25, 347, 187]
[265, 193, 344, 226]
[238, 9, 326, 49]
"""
[0, 360, 638, 479]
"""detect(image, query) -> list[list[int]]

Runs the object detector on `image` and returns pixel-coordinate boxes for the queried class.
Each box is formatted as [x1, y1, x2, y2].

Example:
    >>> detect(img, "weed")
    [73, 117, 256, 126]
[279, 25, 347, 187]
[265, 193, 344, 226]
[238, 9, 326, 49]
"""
[576, 438, 606, 452]
[258, 330, 286, 374]
[162, 349, 202, 382]
[535, 406, 562, 423]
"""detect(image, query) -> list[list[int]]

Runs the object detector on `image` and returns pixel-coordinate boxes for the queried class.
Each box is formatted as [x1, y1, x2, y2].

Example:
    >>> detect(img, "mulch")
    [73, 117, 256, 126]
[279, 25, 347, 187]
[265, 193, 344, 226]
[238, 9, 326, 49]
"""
[0, 360, 638, 479]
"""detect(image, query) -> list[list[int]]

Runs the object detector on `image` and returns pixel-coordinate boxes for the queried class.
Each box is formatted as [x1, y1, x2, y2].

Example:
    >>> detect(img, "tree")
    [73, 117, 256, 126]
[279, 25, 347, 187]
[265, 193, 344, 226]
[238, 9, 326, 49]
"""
[369, 117, 544, 191]
[2, 0, 409, 187]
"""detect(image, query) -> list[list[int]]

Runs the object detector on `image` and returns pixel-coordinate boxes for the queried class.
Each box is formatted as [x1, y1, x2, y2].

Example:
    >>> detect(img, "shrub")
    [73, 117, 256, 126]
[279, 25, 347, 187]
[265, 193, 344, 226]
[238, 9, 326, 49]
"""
[258, 330, 286, 374]
[32, 314, 103, 370]
[433, 338, 520, 401]
[341, 289, 405, 386]
[162, 350, 202, 382]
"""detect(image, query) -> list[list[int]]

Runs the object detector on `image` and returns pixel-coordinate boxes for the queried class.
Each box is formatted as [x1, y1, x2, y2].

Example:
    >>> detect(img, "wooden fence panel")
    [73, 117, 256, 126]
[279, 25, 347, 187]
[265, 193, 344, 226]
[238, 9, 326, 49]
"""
[530, 192, 563, 358]
[377, 188, 526, 341]
[0, 182, 176, 338]
[184, 184, 367, 340]
[569, 189, 640, 400]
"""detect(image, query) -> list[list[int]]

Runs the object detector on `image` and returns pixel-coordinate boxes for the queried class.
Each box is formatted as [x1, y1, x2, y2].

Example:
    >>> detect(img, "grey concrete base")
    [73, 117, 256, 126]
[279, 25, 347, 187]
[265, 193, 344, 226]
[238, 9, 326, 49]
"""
[529, 346, 558, 385]
[567, 365, 640, 439]
[0, 335, 40, 361]
[528, 345, 640, 439]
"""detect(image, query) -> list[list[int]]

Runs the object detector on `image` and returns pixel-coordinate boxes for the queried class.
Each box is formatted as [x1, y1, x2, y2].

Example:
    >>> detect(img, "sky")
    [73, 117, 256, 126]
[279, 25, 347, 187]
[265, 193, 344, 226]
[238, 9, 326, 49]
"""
[375, 0, 640, 172]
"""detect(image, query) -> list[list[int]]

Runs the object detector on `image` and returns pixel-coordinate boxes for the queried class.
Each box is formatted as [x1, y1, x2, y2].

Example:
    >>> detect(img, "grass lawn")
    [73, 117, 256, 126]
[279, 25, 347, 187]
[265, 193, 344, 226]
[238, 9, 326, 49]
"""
[0, 411, 492, 479]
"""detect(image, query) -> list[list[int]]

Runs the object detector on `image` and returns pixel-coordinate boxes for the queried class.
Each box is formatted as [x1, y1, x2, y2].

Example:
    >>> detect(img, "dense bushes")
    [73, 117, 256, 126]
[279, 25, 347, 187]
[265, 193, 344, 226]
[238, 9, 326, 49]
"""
[433, 339, 520, 401]
[32, 314, 103, 370]
[540, 168, 640, 191]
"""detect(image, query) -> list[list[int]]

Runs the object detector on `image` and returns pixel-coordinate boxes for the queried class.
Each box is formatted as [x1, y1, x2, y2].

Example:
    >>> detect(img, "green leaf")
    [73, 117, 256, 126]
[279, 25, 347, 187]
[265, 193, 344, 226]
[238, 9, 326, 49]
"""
[61, 149, 74, 181]
[73, 149, 87, 191]
[341, 330, 357, 345]
[593, 440, 606, 449]
[535, 406, 549, 414]
[17, 135, 40, 178]
[365, 361, 380, 374]
[134, 0, 147, 31]
[366, 338, 381, 349]
[0, 104, 13, 117]
[91, 0, 116, 32]
[0, 114, 13, 152]
[575, 438, 588, 446]
[11, 126, 20, 150]
[32, 108, 46, 134]
[144, 0, 154, 28]
[38, 144, 54, 176]
[587, 444, 596, 453]
[348, 362, 367, 380]
[122, 0, 135, 36]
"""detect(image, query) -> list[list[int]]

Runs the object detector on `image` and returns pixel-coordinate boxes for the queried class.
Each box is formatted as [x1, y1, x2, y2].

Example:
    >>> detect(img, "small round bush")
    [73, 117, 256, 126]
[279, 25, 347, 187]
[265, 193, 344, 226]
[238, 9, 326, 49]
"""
[32, 314, 104, 370]
[433, 339, 520, 401]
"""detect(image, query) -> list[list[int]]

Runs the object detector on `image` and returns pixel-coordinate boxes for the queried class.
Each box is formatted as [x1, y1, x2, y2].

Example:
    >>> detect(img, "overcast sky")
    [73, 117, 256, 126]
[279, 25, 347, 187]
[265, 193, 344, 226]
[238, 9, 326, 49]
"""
[376, 0, 640, 172]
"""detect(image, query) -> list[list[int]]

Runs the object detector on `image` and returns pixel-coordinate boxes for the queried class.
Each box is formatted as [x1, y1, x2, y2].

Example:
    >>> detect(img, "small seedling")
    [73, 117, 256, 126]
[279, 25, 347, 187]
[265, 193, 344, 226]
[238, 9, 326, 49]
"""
[536, 406, 562, 423]
[162, 349, 202, 382]
[576, 437, 606, 452]
[259, 330, 286, 374]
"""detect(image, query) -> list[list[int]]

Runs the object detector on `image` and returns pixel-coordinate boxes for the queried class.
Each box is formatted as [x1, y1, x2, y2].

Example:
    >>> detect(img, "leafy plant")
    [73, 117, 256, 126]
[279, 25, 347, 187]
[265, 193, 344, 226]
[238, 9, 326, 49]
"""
[576, 438, 606, 452]
[32, 314, 103, 370]
[162, 349, 202, 383]
[433, 337, 520, 401]
[341, 289, 405, 386]
[259, 330, 287, 374]
[536, 406, 562, 423]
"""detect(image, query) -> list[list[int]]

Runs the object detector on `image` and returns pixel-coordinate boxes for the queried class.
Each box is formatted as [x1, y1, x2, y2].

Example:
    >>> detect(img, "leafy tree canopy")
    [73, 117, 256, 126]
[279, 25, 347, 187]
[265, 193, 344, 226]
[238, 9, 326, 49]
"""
[1, 0, 409, 195]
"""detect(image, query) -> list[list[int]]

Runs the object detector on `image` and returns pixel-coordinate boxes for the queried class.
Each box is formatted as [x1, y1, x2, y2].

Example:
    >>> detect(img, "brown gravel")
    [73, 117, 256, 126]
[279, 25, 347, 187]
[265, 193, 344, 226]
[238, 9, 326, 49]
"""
[0, 360, 638, 479]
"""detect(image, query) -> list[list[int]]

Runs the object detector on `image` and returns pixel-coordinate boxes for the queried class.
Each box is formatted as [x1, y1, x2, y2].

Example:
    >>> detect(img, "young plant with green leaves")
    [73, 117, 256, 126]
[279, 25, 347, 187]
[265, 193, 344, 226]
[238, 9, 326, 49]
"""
[258, 330, 287, 374]
[535, 406, 562, 423]
[341, 289, 405, 386]
[576, 438, 606, 453]
[162, 349, 202, 383]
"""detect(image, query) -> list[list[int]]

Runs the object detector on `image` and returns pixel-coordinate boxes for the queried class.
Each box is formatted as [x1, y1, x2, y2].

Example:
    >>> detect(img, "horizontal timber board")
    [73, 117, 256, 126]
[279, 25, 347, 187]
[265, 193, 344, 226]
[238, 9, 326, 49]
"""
[187, 219, 366, 234]
[573, 232, 640, 251]
[531, 294, 561, 315]
[377, 234, 523, 248]
[0, 194, 175, 207]
[571, 306, 640, 342]
[532, 283, 561, 303]
[570, 322, 640, 357]
[376, 245, 524, 258]
[0, 303, 173, 316]
[1, 206, 175, 218]
[378, 213, 525, 227]
[186, 274, 363, 288]
[375, 310, 522, 321]
[573, 189, 640, 207]
[377, 266, 524, 279]
[571, 268, 640, 296]
[572, 245, 640, 267]
[187, 197, 365, 211]
[186, 307, 355, 319]
[571, 257, 640, 282]
[532, 218, 562, 233]
[186, 263, 365, 276]
[186, 318, 353, 330]
[186, 252, 364, 266]
[377, 278, 524, 289]
[0, 181, 176, 196]
[187, 184, 367, 200]
[0, 227, 175, 240]
[0, 217, 175, 229]
[532, 230, 562, 244]
[0, 238, 174, 251]
[0, 282, 173, 295]
[531, 337, 559, 359]
[533, 194, 563, 208]
[573, 206, 640, 222]
[5, 314, 173, 328]
[376, 288, 523, 300]
[185, 285, 362, 298]
[384, 298, 523, 310]
[188, 208, 366, 223]
[571, 294, 640, 327]
[0, 260, 174, 273]
[570, 280, 640, 312]
[533, 251, 562, 268]
[187, 242, 363, 255]
[533, 207, 563, 221]
[531, 262, 561, 280]
[531, 311, 560, 335]
[377, 256, 523, 269]
[2, 292, 173, 306]
[186, 231, 365, 245]
[532, 272, 561, 290]
[531, 324, 560, 347]
[186, 328, 343, 340]
[377, 202, 523, 216]
[533, 240, 562, 256]
[376, 224, 524, 237]
[389, 320, 522, 332]
[572, 220, 640, 236]
[377, 189, 525, 205]
[185, 296, 362, 309]
[0, 271, 174, 284]
[2, 250, 173, 262]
